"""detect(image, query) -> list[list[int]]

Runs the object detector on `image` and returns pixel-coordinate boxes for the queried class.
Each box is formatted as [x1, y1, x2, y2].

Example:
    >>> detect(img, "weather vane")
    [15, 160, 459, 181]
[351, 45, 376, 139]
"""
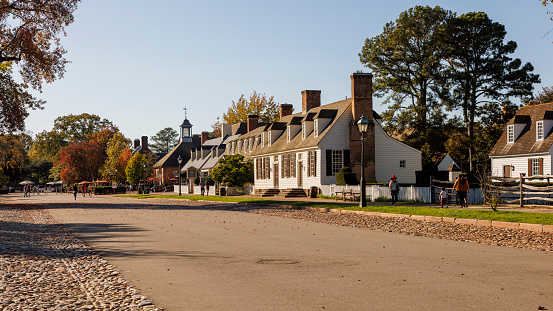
[183, 105, 188, 120]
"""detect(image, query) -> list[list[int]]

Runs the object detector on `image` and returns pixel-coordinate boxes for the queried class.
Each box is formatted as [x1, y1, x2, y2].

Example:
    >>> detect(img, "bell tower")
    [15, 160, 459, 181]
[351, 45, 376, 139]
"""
[180, 107, 193, 143]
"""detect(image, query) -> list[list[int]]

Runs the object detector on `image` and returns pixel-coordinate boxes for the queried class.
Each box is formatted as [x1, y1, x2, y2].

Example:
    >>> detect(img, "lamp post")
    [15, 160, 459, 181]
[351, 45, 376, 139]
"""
[357, 115, 370, 207]
[177, 155, 182, 196]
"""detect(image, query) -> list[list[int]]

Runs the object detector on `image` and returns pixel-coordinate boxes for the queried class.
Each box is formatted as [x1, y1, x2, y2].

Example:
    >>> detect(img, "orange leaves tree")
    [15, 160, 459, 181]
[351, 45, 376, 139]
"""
[0, 0, 81, 133]
[223, 91, 281, 124]
[58, 141, 106, 182]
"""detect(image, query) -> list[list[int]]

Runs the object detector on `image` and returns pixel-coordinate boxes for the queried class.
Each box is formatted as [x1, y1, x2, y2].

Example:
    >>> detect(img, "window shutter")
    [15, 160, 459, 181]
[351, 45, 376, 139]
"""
[307, 152, 311, 177]
[540, 158, 544, 175]
[344, 150, 350, 168]
[313, 151, 317, 177]
[281, 155, 284, 178]
[528, 159, 532, 176]
[326, 150, 332, 176]
[287, 154, 291, 178]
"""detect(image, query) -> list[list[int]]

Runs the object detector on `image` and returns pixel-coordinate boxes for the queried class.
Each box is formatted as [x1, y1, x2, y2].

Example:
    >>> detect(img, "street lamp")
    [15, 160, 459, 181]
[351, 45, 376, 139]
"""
[177, 154, 182, 196]
[357, 115, 370, 207]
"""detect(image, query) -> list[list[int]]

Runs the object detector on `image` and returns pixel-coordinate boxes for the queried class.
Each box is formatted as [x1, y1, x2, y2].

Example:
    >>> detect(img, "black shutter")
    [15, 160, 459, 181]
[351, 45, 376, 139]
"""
[343, 150, 350, 168]
[326, 150, 332, 176]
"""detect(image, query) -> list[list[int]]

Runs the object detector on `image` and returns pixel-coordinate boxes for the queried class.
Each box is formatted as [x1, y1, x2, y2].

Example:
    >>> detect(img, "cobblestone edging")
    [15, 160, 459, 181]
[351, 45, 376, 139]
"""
[0, 206, 163, 311]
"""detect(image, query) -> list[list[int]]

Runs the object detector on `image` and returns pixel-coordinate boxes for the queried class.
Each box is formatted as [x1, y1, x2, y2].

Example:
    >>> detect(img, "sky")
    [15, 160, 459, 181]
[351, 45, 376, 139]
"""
[22, 0, 553, 141]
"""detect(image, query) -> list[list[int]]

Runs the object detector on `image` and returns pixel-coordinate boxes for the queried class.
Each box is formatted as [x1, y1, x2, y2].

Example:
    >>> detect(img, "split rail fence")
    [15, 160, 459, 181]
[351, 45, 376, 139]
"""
[486, 174, 553, 207]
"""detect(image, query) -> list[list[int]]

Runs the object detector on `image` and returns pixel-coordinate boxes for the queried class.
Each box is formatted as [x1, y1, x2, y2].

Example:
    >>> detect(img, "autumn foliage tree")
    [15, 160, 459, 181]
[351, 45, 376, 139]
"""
[58, 141, 105, 182]
[223, 91, 281, 124]
[0, 134, 27, 182]
[125, 152, 145, 185]
[0, 0, 81, 133]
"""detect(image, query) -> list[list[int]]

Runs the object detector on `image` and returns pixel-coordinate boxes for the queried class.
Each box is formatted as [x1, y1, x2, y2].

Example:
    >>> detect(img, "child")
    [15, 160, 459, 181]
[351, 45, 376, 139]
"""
[440, 187, 448, 208]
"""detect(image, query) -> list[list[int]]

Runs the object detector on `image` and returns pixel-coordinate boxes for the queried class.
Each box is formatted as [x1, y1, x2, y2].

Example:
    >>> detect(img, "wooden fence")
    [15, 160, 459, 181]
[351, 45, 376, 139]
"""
[429, 179, 483, 205]
[487, 174, 553, 207]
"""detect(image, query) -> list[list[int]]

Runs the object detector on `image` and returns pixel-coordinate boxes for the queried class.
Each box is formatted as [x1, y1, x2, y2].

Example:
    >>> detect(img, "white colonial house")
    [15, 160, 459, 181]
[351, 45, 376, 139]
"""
[227, 73, 422, 195]
[489, 102, 553, 178]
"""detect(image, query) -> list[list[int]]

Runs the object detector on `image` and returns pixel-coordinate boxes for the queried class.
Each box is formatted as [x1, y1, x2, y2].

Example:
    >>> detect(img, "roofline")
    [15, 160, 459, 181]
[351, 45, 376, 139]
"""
[489, 152, 550, 158]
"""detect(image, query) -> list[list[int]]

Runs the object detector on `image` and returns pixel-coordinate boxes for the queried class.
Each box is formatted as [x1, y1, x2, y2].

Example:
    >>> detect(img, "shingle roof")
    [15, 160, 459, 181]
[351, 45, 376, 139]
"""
[315, 109, 337, 119]
[489, 102, 553, 157]
[153, 140, 200, 168]
[268, 122, 287, 131]
[287, 117, 303, 126]
[301, 112, 316, 122]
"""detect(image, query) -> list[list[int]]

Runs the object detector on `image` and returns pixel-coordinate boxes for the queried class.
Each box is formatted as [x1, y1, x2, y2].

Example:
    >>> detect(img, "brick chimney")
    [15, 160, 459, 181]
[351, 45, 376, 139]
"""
[247, 115, 259, 133]
[349, 73, 375, 183]
[302, 90, 321, 113]
[141, 136, 149, 151]
[134, 139, 140, 149]
[279, 104, 293, 119]
[201, 131, 209, 145]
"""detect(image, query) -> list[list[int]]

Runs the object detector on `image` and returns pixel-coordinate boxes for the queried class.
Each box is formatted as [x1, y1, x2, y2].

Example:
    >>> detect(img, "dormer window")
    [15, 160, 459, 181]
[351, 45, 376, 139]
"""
[314, 120, 319, 138]
[507, 125, 514, 143]
[537, 121, 544, 140]
[302, 123, 306, 139]
[268, 131, 272, 146]
[287, 126, 291, 142]
[261, 134, 265, 146]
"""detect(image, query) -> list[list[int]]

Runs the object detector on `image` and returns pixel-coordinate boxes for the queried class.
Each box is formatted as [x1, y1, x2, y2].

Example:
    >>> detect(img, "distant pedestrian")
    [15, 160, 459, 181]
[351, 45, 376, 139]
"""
[23, 185, 27, 197]
[81, 183, 86, 197]
[73, 184, 78, 200]
[453, 174, 469, 208]
[440, 187, 448, 208]
[200, 180, 205, 196]
[389, 175, 399, 206]
[206, 183, 210, 196]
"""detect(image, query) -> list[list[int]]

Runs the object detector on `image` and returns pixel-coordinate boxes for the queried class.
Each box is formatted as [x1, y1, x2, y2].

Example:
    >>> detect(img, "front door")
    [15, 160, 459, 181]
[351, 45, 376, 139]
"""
[273, 163, 279, 188]
[297, 161, 303, 187]
[504, 165, 511, 178]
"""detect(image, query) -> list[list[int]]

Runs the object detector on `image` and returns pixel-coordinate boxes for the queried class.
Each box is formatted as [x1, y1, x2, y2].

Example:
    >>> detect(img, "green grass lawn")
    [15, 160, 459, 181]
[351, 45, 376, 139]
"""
[118, 194, 553, 225]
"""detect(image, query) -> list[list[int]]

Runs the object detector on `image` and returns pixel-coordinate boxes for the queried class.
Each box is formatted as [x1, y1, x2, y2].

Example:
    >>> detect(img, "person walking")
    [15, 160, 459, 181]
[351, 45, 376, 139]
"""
[389, 175, 399, 206]
[73, 184, 78, 200]
[453, 174, 469, 208]
[440, 187, 448, 208]
[200, 180, 205, 196]
[81, 183, 86, 197]
[23, 185, 27, 197]
[205, 182, 210, 196]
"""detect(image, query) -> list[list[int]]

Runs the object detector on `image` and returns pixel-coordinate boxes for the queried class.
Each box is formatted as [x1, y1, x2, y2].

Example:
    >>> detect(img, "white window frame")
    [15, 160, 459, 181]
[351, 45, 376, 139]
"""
[400, 160, 406, 168]
[314, 120, 319, 138]
[287, 126, 291, 142]
[532, 158, 540, 176]
[268, 131, 272, 146]
[507, 125, 514, 143]
[537, 121, 544, 141]
[331, 150, 343, 175]
[302, 123, 306, 139]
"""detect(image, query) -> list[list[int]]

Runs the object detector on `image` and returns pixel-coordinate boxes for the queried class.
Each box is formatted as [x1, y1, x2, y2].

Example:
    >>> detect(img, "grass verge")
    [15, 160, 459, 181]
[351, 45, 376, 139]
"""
[118, 194, 553, 225]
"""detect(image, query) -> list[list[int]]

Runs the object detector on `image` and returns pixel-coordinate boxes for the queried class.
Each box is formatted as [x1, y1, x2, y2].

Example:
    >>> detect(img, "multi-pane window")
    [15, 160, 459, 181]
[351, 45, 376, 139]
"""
[314, 120, 319, 138]
[532, 158, 541, 176]
[268, 131, 272, 146]
[290, 153, 296, 178]
[307, 150, 317, 177]
[507, 125, 514, 143]
[537, 121, 544, 140]
[250, 138, 254, 151]
[400, 160, 406, 168]
[302, 123, 306, 139]
[287, 126, 291, 142]
[331, 150, 343, 174]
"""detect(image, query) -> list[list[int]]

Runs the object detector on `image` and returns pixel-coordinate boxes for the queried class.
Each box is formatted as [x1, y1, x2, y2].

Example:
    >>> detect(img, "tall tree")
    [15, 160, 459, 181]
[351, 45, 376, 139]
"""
[526, 87, 553, 105]
[58, 141, 105, 182]
[210, 154, 253, 187]
[125, 152, 145, 185]
[223, 91, 281, 124]
[99, 132, 131, 180]
[0, 134, 27, 182]
[359, 6, 454, 158]
[0, 0, 81, 132]
[150, 127, 178, 153]
[443, 12, 540, 170]
[53, 113, 115, 142]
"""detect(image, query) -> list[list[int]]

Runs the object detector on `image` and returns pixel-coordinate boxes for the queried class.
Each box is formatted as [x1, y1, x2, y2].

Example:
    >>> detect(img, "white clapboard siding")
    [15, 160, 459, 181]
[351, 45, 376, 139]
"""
[374, 122, 422, 184]
[319, 106, 353, 185]
[491, 154, 552, 177]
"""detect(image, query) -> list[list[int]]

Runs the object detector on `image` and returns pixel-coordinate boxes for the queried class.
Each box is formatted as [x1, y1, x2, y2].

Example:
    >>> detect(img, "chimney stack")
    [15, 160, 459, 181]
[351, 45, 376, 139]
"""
[134, 139, 140, 149]
[302, 90, 321, 113]
[201, 131, 209, 145]
[349, 73, 375, 183]
[279, 104, 294, 119]
[141, 136, 149, 151]
[247, 115, 259, 133]
[221, 124, 232, 138]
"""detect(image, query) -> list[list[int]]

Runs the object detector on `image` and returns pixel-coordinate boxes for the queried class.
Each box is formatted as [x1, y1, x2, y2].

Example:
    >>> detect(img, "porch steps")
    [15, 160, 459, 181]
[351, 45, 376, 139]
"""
[279, 188, 307, 198]
[259, 188, 281, 197]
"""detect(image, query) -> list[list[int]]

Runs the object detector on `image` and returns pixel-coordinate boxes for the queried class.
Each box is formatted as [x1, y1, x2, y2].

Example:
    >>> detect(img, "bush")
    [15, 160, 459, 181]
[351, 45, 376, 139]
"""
[335, 167, 358, 185]
[93, 186, 126, 195]
[374, 196, 391, 202]
[0, 189, 7, 194]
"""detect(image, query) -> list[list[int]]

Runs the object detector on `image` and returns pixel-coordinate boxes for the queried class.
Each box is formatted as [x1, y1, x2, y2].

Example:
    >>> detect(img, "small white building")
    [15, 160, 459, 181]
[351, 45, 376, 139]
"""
[489, 102, 553, 178]
[227, 73, 422, 194]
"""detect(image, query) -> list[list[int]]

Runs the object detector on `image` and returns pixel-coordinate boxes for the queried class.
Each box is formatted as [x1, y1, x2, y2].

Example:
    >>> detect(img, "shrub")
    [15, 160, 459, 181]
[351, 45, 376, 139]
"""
[93, 186, 126, 195]
[335, 167, 358, 185]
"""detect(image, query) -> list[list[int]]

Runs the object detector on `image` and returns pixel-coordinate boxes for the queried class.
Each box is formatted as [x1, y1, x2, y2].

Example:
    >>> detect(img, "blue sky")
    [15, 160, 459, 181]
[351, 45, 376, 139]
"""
[24, 0, 553, 141]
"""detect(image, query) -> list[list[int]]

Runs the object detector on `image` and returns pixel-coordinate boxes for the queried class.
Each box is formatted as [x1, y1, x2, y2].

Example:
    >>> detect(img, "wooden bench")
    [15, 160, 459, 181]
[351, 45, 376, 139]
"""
[335, 189, 361, 202]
